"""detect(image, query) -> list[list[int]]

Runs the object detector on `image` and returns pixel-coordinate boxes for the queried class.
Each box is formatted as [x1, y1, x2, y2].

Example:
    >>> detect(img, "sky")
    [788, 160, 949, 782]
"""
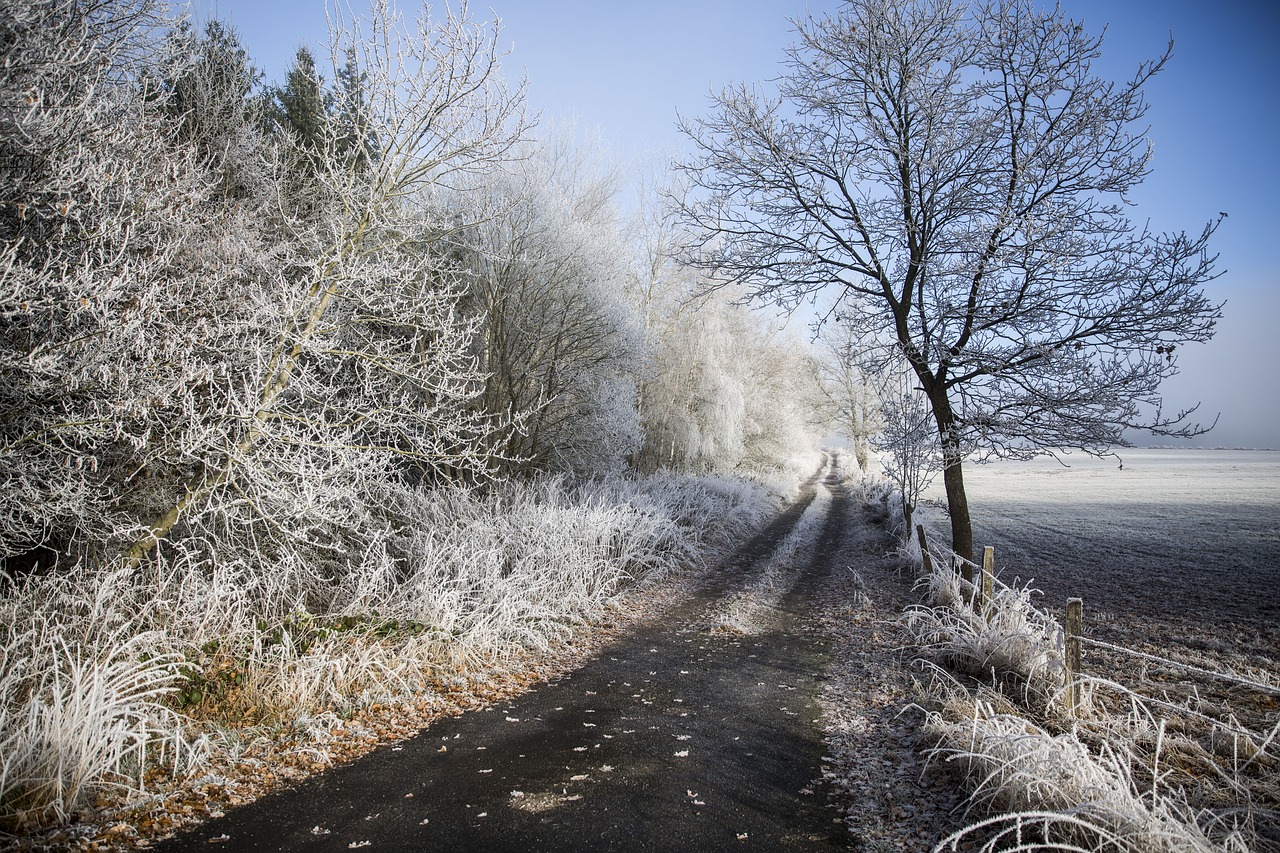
[193, 0, 1280, 449]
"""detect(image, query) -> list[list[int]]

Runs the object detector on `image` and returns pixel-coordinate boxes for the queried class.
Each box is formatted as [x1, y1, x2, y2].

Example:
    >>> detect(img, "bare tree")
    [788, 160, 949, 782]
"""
[815, 320, 881, 472]
[676, 0, 1222, 560]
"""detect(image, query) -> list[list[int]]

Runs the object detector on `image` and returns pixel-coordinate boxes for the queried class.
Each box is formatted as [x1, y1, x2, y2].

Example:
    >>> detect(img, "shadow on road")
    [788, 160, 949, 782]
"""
[157, 457, 855, 852]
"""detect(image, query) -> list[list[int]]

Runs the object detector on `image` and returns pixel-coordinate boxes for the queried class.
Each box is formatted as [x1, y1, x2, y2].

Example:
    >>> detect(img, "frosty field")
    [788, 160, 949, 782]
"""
[950, 449, 1278, 624]
[921, 448, 1280, 686]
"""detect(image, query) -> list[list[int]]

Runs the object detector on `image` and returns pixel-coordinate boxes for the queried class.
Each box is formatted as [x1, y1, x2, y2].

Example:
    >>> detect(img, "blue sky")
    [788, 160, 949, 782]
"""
[196, 0, 1280, 449]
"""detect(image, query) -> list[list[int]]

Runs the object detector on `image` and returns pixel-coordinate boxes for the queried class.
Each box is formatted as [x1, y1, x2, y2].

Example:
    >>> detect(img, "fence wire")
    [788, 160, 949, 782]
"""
[1080, 635, 1280, 697]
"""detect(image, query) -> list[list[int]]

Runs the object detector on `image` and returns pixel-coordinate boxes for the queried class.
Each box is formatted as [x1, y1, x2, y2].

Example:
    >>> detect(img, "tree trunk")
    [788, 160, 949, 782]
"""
[930, 394, 974, 563]
[941, 452, 973, 564]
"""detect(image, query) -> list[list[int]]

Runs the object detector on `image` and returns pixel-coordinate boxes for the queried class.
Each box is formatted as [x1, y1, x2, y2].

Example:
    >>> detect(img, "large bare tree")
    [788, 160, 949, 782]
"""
[676, 0, 1222, 560]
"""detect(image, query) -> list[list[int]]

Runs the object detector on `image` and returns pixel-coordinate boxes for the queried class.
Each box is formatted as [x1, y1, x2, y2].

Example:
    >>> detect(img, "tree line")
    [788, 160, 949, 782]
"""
[2, 0, 1223, 580]
[0, 0, 829, 583]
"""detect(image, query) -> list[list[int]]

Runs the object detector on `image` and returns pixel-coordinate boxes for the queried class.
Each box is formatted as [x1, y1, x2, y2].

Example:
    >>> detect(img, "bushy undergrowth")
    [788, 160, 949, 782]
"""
[0, 472, 774, 831]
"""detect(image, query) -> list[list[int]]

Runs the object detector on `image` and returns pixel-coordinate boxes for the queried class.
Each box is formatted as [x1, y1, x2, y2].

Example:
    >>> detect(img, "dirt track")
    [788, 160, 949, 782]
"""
[155, 460, 861, 851]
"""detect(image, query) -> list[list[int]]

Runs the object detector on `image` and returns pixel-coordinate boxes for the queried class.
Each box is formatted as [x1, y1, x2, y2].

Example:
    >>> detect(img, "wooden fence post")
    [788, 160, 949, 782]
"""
[1065, 597, 1083, 716]
[980, 546, 994, 613]
[917, 525, 933, 577]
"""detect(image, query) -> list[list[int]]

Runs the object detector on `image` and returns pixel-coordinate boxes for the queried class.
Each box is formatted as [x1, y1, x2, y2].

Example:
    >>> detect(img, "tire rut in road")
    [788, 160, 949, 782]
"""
[157, 458, 849, 852]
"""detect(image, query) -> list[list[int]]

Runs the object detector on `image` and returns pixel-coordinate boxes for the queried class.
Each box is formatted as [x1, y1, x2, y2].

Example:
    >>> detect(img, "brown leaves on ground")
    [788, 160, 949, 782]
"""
[10, 575, 694, 852]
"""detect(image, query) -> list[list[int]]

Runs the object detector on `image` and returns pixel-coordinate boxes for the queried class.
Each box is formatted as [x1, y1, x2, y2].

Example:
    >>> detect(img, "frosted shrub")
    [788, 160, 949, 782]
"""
[927, 699, 1227, 852]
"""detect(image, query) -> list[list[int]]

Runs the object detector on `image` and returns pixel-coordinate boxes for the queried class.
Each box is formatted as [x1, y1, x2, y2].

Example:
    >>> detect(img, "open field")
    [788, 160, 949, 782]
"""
[938, 449, 1279, 632]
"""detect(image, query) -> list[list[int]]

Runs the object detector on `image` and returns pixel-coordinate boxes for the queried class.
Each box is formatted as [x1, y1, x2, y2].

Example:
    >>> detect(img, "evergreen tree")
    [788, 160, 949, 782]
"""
[264, 46, 329, 179]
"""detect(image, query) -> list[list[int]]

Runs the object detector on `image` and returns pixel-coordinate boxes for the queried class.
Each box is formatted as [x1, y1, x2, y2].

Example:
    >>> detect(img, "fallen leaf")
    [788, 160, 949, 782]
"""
[570, 774, 588, 781]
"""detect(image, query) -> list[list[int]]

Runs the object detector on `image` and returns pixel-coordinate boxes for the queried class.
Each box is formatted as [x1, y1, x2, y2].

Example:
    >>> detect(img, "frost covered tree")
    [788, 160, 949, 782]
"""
[0, 0, 262, 571]
[0, 0, 531, 577]
[676, 0, 1222, 560]
[455, 128, 644, 476]
[869, 350, 941, 539]
[816, 321, 881, 472]
[151, 18, 266, 200]
[629, 171, 825, 476]
[118, 0, 531, 569]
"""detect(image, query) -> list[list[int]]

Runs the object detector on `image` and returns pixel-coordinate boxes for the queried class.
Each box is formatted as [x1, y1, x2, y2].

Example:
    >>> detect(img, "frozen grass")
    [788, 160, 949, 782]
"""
[925, 687, 1234, 852]
[905, 580, 1069, 715]
[876, 460, 1279, 852]
[0, 471, 777, 831]
[0, 621, 199, 830]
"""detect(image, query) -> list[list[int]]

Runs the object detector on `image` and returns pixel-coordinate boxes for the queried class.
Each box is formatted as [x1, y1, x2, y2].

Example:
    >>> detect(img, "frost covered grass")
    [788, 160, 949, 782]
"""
[0, 623, 201, 831]
[924, 684, 1243, 852]
[905, 579, 1069, 715]
[0, 471, 775, 832]
[874, 458, 1280, 852]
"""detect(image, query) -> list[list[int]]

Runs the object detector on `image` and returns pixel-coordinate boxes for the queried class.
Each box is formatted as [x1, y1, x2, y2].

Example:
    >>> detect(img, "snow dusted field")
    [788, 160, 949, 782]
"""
[934, 449, 1278, 625]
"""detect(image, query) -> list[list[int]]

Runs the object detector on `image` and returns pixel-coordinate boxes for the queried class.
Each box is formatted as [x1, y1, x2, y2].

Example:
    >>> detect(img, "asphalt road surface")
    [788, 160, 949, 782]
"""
[158, 460, 854, 852]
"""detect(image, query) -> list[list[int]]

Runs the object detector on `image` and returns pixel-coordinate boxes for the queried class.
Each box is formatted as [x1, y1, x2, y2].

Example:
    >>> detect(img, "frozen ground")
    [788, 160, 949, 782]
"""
[919, 448, 1279, 737]
[931, 449, 1279, 629]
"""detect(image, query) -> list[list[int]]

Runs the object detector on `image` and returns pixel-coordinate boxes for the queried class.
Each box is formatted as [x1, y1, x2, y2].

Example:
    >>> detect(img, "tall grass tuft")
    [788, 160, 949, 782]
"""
[905, 580, 1068, 714]
[926, 690, 1228, 852]
[0, 619, 194, 830]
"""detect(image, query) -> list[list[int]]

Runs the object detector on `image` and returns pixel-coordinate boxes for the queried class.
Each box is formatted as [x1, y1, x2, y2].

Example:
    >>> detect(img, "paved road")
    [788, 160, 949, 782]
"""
[158, 460, 853, 852]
